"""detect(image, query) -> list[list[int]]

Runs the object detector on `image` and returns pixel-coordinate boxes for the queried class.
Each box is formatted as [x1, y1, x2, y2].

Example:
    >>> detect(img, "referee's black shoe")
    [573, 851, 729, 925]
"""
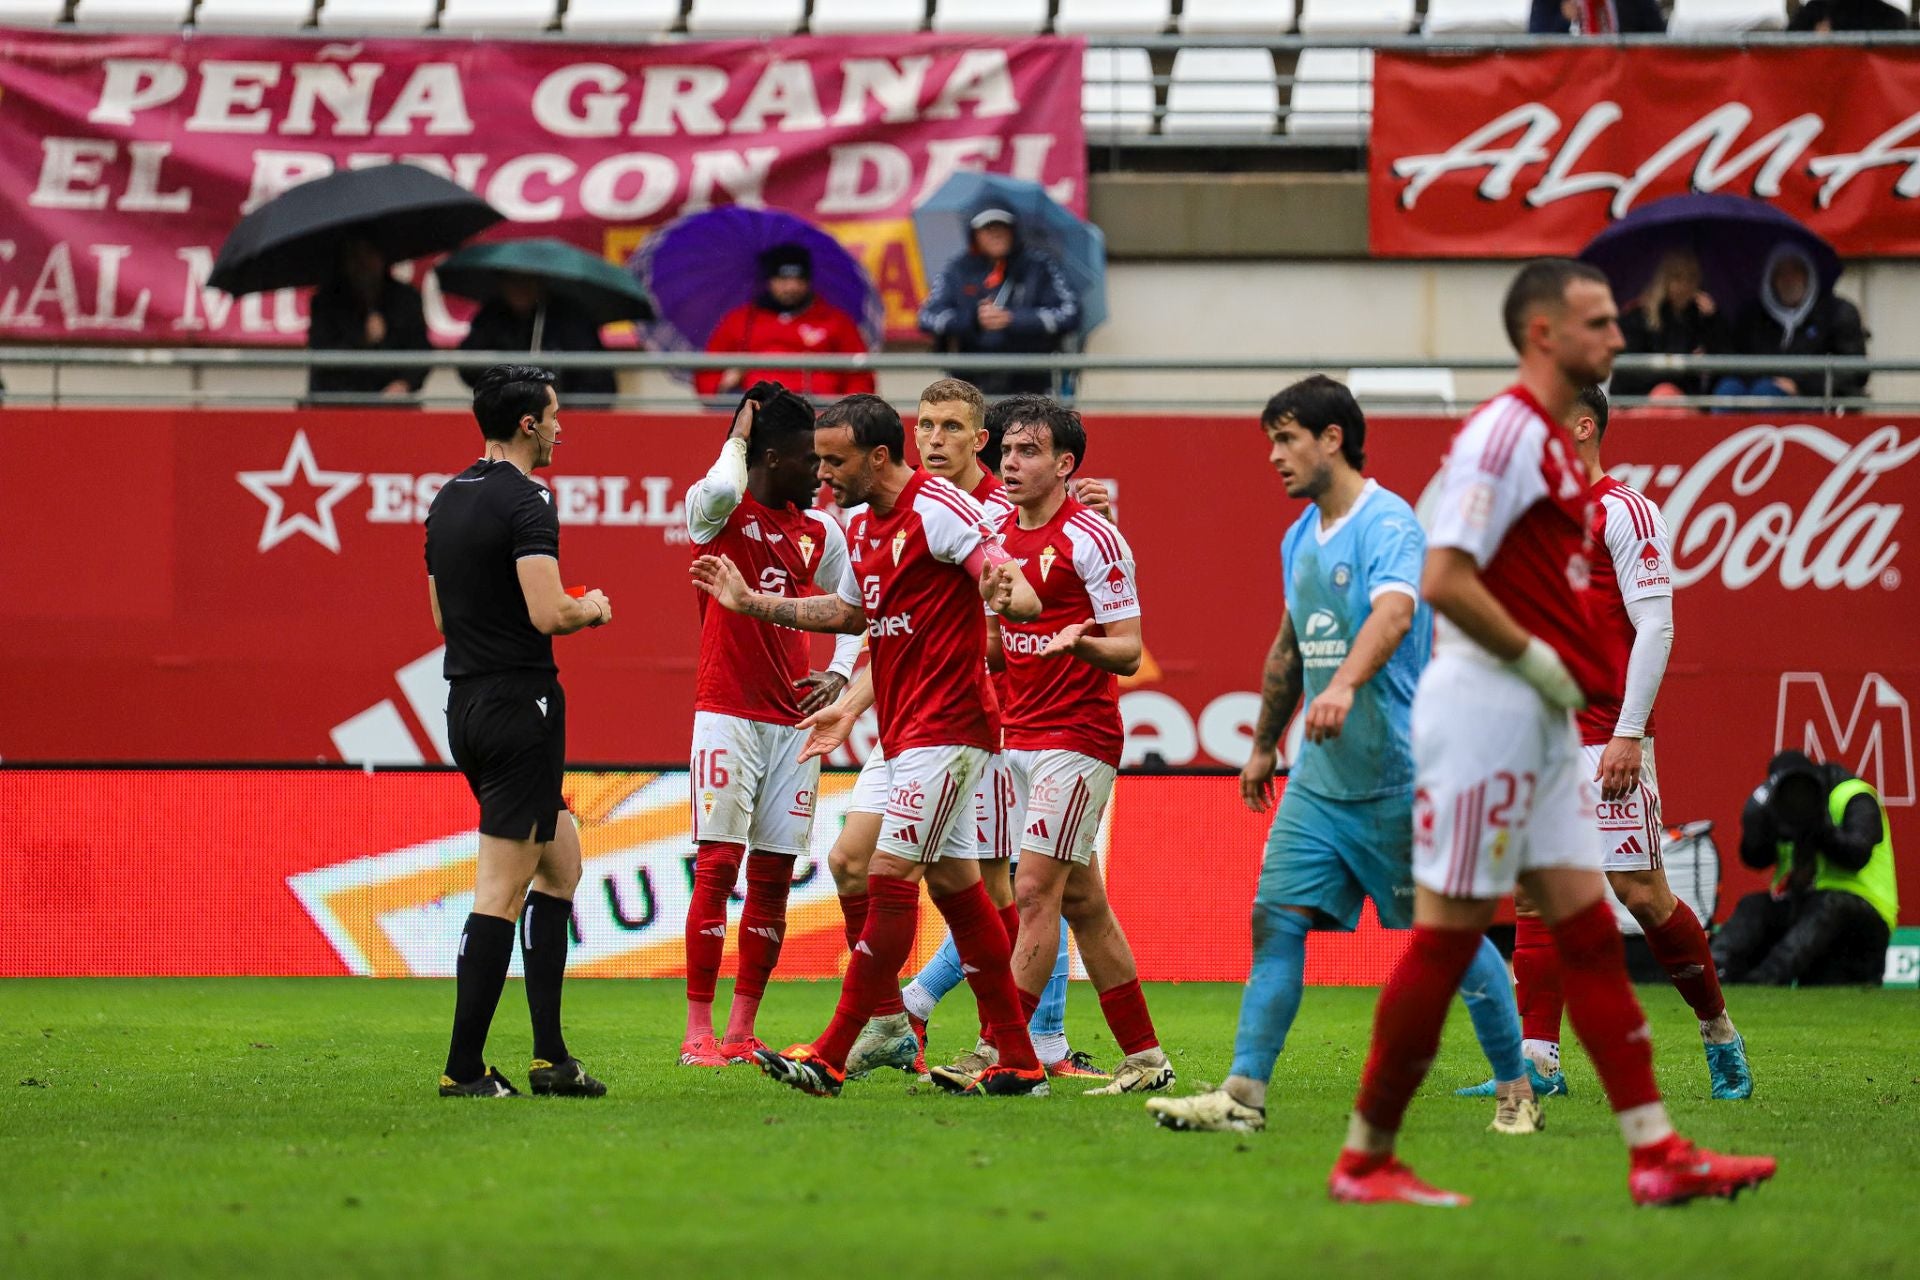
[528, 1057, 608, 1098]
[439, 1066, 521, 1098]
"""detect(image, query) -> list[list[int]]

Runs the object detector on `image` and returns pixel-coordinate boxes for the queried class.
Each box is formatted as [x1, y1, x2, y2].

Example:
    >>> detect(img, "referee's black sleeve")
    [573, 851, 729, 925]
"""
[511, 484, 560, 562]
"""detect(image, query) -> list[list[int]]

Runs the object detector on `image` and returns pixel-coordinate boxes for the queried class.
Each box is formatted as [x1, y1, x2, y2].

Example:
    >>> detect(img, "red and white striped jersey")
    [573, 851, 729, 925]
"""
[990, 496, 1140, 767]
[970, 470, 1017, 524]
[1578, 475, 1673, 746]
[838, 469, 1000, 755]
[689, 486, 852, 724]
[1426, 385, 1621, 705]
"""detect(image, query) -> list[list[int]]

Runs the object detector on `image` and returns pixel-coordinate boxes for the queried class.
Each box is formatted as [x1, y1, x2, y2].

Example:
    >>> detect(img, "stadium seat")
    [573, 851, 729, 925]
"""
[1178, 0, 1294, 34]
[561, 0, 680, 32]
[1286, 48, 1373, 136]
[1296, 0, 1413, 34]
[686, 0, 802, 31]
[192, 0, 314, 25]
[1083, 46, 1156, 138]
[1666, 0, 1788, 32]
[0, 0, 69, 22]
[437, 0, 556, 29]
[1055, 0, 1169, 34]
[1345, 367, 1458, 409]
[1162, 48, 1279, 136]
[72, 0, 193, 24]
[1423, 0, 1529, 33]
[808, 0, 924, 32]
[929, 0, 1048, 33]
[317, 0, 438, 28]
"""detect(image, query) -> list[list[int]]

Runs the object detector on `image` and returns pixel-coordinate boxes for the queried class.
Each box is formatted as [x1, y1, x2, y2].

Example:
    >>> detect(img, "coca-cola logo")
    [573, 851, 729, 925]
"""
[1638, 425, 1918, 591]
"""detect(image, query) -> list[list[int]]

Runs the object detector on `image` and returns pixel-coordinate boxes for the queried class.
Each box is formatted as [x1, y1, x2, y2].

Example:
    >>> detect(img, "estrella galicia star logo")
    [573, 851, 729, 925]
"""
[237, 430, 363, 553]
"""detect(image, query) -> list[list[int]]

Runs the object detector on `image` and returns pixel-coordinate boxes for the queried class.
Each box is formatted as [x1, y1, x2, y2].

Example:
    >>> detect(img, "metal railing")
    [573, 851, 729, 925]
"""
[0, 346, 1907, 414]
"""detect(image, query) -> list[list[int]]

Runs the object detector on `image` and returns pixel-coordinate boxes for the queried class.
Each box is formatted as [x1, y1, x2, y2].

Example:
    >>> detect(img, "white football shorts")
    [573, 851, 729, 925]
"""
[848, 743, 890, 816]
[1582, 738, 1663, 873]
[1007, 748, 1117, 867]
[1411, 651, 1601, 899]
[968, 753, 1016, 862]
[689, 711, 820, 855]
[875, 745, 990, 864]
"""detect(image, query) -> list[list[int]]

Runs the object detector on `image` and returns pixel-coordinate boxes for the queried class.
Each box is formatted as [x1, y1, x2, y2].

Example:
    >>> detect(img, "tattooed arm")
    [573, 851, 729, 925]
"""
[690, 553, 867, 635]
[1239, 608, 1303, 813]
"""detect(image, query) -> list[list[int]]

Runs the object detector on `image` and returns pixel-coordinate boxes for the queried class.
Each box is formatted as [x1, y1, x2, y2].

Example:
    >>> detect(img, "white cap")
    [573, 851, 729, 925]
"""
[969, 208, 1016, 230]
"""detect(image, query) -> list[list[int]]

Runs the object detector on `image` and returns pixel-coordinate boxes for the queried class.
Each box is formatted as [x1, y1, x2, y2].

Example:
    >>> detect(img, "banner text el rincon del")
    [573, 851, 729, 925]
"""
[0, 29, 1086, 344]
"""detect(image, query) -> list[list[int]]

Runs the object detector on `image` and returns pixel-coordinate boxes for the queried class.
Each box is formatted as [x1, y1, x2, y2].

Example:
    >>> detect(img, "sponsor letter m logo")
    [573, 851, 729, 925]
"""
[1775, 672, 1915, 806]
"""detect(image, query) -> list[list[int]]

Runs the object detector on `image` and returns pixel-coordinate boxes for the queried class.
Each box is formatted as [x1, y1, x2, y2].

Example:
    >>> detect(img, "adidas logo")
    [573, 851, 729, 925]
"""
[854, 940, 874, 956]
[1026, 818, 1050, 839]
[700, 924, 726, 938]
[961, 963, 980, 975]
[749, 926, 783, 943]
[1621, 835, 1644, 856]
[893, 824, 919, 846]
[743, 520, 763, 541]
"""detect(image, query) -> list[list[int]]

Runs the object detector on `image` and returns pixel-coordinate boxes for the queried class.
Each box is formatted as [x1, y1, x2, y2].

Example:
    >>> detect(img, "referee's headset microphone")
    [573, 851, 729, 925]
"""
[528, 417, 560, 447]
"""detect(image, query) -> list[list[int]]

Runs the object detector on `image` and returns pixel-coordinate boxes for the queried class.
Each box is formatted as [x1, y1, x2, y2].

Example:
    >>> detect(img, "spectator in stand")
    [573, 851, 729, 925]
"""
[694, 244, 874, 404]
[1530, 0, 1665, 33]
[1790, 0, 1912, 31]
[1612, 249, 1727, 400]
[307, 237, 431, 404]
[1715, 750, 1898, 986]
[918, 208, 1081, 397]
[1715, 245, 1869, 403]
[459, 275, 616, 407]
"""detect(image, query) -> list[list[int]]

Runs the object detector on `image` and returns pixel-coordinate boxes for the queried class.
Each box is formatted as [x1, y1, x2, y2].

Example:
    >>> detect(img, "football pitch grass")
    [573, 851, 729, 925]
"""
[2, 979, 1914, 1279]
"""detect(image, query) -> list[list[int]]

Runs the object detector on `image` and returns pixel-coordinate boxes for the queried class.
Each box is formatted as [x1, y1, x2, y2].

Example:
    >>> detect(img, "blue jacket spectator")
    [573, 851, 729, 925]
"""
[1530, 0, 1665, 32]
[918, 208, 1080, 396]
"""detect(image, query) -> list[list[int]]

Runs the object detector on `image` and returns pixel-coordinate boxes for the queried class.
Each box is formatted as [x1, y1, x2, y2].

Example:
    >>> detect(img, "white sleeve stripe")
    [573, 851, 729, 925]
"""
[1067, 511, 1125, 562]
[1368, 582, 1418, 602]
[1480, 401, 1532, 476]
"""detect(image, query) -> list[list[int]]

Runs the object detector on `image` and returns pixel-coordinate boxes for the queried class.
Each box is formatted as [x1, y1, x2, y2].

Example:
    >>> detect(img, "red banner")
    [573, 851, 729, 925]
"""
[0, 30, 1085, 343]
[1, 408, 1916, 922]
[1370, 46, 1920, 258]
[0, 768, 1411, 982]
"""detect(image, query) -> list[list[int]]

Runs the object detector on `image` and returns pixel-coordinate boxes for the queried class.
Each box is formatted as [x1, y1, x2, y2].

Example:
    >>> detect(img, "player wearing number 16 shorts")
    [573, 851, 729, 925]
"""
[1328, 259, 1775, 1208]
[681, 384, 863, 1068]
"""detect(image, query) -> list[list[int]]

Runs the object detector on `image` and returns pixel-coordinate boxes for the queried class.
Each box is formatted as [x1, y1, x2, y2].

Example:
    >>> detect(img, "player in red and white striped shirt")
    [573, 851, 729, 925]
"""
[1495, 384, 1752, 1101]
[1329, 259, 1775, 1208]
[991, 398, 1175, 1096]
[679, 385, 863, 1068]
[692, 393, 1054, 1099]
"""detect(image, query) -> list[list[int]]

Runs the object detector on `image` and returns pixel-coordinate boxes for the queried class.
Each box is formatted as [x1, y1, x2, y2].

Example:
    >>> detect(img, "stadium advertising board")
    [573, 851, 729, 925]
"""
[0, 29, 1084, 343]
[0, 410, 1915, 923]
[0, 768, 1414, 981]
[1371, 46, 1920, 258]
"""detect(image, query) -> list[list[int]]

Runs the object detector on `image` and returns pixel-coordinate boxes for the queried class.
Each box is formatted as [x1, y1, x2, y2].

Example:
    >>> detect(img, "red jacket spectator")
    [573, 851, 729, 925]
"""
[695, 243, 874, 401]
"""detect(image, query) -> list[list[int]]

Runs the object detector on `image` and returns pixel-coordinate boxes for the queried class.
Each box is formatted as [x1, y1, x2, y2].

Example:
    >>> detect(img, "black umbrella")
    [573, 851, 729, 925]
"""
[209, 165, 503, 296]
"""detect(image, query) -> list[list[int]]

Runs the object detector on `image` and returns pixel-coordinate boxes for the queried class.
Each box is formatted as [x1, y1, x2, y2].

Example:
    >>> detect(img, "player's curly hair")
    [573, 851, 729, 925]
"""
[997, 396, 1086, 475]
[472, 365, 556, 443]
[1262, 375, 1366, 471]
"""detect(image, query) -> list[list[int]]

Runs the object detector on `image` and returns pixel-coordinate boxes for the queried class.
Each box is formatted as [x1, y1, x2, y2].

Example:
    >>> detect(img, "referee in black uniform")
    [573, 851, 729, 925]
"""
[427, 364, 610, 1098]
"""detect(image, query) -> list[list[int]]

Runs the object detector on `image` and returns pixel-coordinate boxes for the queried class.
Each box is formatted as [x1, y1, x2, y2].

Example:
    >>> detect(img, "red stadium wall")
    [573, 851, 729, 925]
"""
[0, 767, 1411, 982]
[1, 408, 1916, 924]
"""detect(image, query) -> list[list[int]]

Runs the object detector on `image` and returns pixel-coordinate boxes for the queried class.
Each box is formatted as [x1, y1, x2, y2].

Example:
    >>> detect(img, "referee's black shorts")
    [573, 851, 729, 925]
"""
[447, 672, 568, 843]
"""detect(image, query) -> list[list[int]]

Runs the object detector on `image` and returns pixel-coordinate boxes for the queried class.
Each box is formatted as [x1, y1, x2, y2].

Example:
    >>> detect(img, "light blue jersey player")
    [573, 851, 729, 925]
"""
[1149, 376, 1536, 1136]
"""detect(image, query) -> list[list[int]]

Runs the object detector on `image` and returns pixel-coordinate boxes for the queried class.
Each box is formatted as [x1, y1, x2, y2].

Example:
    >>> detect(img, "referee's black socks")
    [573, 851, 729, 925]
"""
[520, 891, 573, 1065]
[445, 912, 516, 1084]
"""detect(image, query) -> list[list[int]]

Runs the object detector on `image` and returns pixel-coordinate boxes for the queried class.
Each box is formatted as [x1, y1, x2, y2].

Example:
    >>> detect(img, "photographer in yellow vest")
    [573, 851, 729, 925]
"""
[1715, 750, 1899, 986]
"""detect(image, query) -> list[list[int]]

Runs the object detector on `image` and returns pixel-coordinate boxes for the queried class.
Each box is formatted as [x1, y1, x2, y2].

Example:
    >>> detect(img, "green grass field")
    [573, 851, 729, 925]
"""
[1, 978, 1914, 1279]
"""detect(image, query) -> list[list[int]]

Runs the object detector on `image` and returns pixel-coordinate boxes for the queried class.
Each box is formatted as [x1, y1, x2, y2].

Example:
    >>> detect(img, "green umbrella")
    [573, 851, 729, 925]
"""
[435, 238, 655, 330]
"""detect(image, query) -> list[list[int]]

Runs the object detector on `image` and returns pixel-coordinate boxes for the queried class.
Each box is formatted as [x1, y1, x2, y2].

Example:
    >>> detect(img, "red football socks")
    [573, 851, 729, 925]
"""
[1643, 900, 1727, 1023]
[838, 891, 869, 951]
[1098, 978, 1160, 1055]
[815, 874, 920, 1068]
[1512, 913, 1565, 1047]
[1353, 926, 1483, 1134]
[935, 880, 1039, 1071]
[685, 842, 744, 1023]
[725, 854, 793, 1042]
[1553, 898, 1663, 1114]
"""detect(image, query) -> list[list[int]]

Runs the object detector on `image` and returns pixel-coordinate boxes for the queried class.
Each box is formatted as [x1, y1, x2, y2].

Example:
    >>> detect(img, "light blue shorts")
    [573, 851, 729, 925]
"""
[1257, 784, 1414, 931]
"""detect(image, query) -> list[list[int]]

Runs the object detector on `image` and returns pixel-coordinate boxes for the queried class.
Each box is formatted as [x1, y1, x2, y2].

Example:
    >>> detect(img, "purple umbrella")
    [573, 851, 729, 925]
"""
[631, 207, 883, 380]
[1579, 194, 1842, 319]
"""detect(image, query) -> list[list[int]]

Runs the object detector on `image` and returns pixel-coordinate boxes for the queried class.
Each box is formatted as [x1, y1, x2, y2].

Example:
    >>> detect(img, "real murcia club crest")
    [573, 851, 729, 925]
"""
[1038, 544, 1058, 582]
[892, 529, 909, 565]
[798, 531, 817, 566]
